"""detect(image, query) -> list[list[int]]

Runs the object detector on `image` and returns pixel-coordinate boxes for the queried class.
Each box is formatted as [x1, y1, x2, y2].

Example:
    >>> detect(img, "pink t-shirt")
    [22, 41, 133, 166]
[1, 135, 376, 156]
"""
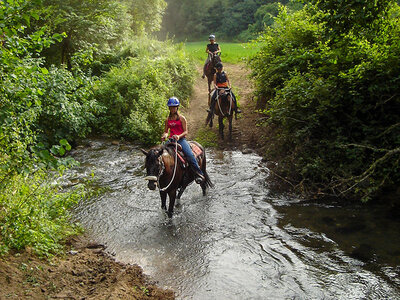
[167, 118, 184, 137]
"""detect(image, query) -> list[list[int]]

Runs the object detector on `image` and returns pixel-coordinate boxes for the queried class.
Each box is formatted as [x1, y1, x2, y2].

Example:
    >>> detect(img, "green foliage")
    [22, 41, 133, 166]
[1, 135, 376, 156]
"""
[250, 3, 400, 201]
[159, 0, 301, 41]
[94, 38, 195, 145]
[40, 0, 167, 67]
[125, 0, 167, 34]
[40, 0, 129, 67]
[0, 171, 85, 256]
[36, 67, 101, 145]
[0, 0, 98, 256]
[304, 0, 394, 36]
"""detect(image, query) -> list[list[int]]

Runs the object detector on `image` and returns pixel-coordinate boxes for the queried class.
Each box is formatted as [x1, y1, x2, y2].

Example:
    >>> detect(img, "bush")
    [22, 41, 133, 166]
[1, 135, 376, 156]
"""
[249, 4, 400, 201]
[0, 171, 86, 256]
[37, 67, 102, 146]
[94, 38, 195, 145]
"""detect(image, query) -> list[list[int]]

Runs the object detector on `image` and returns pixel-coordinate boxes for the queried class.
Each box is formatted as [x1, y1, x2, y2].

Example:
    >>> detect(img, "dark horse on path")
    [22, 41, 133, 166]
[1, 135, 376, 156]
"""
[141, 140, 213, 218]
[204, 53, 221, 102]
[205, 88, 236, 140]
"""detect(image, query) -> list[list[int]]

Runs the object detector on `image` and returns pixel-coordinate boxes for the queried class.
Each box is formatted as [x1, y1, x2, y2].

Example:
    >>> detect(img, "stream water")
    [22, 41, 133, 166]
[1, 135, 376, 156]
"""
[67, 139, 400, 299]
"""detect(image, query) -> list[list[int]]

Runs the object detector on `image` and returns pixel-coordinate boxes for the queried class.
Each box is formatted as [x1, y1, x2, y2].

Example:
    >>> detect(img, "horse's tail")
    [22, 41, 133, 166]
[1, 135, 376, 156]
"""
[203, 169, 214, 189]
[191, 141, 214, 188]
[200, 145, 214, 189]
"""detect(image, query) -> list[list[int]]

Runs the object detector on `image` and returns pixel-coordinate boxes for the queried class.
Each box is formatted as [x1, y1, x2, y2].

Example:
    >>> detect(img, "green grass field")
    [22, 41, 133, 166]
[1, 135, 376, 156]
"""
[183, 41, 259, 64]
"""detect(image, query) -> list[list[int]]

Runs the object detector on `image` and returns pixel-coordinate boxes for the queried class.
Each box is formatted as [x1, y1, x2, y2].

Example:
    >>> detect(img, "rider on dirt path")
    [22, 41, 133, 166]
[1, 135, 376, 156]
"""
[208, 62, 241, 115]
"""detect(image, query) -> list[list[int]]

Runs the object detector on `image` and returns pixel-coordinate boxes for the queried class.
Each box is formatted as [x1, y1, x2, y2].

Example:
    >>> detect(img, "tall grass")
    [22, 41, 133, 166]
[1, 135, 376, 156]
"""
[183, 41, 259, 64]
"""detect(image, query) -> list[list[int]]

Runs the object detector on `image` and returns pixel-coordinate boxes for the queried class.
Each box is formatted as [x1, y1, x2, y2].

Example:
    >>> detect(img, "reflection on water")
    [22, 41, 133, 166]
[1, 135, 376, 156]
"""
[67, 140, 400, 299]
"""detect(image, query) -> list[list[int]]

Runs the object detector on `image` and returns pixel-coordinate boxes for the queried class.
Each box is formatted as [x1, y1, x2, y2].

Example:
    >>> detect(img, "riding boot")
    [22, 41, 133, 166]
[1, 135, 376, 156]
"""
[190, 166, 205, 184]
[232, 97, 241, 113]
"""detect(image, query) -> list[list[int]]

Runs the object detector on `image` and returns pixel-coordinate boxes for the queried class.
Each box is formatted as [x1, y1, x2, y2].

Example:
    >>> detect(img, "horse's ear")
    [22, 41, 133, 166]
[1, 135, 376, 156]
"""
[141, 148, 148, 155]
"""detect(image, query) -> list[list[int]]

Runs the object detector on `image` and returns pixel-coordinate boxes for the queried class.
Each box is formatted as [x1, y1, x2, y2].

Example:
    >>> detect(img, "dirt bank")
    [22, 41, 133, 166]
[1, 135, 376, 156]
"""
[0, 235, 174, 300]
[0, 63, 262, 300]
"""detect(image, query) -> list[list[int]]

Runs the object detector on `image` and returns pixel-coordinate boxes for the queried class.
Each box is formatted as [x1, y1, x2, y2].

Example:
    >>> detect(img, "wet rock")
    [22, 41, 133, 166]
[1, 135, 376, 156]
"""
[118, 145, 132, 152]
[242, 148, 253, 154]
[111, 140, 119, 145]
[86, 242, 105, 249]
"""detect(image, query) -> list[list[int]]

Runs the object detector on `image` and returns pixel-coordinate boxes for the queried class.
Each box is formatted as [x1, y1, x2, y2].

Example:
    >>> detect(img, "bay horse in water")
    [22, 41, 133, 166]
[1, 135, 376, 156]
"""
[204, 53, 221, 99]
[141, 140, 213, 217]
[206, 87, 236, 140]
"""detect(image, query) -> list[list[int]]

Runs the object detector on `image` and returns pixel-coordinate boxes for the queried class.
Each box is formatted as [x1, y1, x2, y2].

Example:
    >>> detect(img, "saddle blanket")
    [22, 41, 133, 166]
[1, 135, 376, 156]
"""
[190, 142, 203, 158]
[166, 141, 203, 166]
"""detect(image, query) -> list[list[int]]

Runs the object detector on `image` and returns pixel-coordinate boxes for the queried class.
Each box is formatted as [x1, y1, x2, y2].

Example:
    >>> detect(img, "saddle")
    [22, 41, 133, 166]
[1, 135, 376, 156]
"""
[165, 141, 203, 169]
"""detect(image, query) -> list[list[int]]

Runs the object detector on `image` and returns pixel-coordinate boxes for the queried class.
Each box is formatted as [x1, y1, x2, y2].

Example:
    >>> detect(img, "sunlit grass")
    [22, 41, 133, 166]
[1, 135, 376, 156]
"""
[195, 127, 218, 148]
[183, 41, 259, 64]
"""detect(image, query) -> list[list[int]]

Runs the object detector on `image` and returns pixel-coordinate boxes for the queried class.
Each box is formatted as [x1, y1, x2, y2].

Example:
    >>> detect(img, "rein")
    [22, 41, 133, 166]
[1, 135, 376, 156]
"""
[158, 141, 178, 192]
[216, 88, 233, 117]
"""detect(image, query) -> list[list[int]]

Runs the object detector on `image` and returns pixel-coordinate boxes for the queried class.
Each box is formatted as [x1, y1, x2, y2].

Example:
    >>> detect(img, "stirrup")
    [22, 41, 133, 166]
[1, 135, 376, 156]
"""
[195, 174, 205, 184]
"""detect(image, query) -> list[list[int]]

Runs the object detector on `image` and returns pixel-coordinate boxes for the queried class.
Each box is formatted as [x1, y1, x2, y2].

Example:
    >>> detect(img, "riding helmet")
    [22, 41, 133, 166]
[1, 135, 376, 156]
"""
[167, 97, 180, 107]
[215, 62, 223, 69]
[209, 34, 215, 40]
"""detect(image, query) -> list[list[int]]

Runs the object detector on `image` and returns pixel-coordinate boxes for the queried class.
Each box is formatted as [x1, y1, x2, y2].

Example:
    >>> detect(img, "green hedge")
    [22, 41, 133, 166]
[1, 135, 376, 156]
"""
[250, 4, 400, 201]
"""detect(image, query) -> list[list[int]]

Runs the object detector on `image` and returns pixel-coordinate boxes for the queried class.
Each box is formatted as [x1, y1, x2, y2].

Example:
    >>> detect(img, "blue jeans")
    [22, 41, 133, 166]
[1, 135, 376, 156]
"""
[178, 138, 204, 175]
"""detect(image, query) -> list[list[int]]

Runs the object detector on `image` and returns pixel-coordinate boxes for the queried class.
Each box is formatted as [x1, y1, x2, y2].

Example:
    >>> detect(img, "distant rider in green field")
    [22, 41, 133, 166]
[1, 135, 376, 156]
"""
[202, 34, 221, 79]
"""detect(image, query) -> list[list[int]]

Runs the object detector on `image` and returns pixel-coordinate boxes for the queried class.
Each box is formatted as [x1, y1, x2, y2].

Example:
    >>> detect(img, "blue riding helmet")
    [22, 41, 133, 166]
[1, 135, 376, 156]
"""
[209, 34, 215, 40]
[167, 97, 180, 107]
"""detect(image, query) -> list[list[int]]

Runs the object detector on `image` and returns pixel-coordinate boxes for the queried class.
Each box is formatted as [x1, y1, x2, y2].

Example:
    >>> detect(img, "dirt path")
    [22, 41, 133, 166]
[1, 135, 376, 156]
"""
[183, 63, 263, 151]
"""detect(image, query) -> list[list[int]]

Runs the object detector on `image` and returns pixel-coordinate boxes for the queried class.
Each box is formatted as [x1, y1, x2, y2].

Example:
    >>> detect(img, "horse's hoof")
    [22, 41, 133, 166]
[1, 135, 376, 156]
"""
[167, 212, 173, 218]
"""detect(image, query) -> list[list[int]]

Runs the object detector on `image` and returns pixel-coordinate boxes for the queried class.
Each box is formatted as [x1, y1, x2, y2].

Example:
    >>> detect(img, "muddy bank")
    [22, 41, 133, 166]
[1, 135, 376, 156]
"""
[0, 235, 174, 299]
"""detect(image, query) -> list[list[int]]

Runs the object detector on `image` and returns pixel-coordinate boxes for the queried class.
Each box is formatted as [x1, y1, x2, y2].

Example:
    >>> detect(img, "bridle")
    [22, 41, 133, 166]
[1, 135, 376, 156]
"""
[216, 88, 233, 117]
[144, 142, 178, 192]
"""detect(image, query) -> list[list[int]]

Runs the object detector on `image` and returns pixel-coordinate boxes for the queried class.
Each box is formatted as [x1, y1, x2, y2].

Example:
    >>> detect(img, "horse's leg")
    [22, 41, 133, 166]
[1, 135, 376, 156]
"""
[228, 115, 233, 140]
[177, 184, 188, 200]
[160, 191, 167, 210]
[167, 189, 177, 218]
[219, 116, 224, 140]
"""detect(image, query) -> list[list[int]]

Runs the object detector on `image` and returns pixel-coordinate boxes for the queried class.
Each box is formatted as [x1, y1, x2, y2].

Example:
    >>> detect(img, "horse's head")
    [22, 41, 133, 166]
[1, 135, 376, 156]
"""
[141, 147, 163, 190]
[211, 53, 221, 66]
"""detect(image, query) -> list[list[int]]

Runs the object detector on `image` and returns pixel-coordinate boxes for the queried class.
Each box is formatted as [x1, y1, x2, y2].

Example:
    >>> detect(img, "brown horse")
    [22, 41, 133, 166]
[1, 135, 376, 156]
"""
[141, 141, 213, 217]
[206, 88, 236, 140]
[204, 53, 221, 99]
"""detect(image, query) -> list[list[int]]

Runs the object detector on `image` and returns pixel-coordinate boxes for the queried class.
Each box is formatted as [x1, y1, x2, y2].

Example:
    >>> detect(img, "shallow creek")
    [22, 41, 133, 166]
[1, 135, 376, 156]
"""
[67, 140, 400, 299]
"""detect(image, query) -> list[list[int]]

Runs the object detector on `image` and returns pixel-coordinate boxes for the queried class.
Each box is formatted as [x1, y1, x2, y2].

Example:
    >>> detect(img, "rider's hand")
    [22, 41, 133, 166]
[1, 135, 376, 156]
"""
[172, 135, 179, 141]
[161, 133, 167, 141]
